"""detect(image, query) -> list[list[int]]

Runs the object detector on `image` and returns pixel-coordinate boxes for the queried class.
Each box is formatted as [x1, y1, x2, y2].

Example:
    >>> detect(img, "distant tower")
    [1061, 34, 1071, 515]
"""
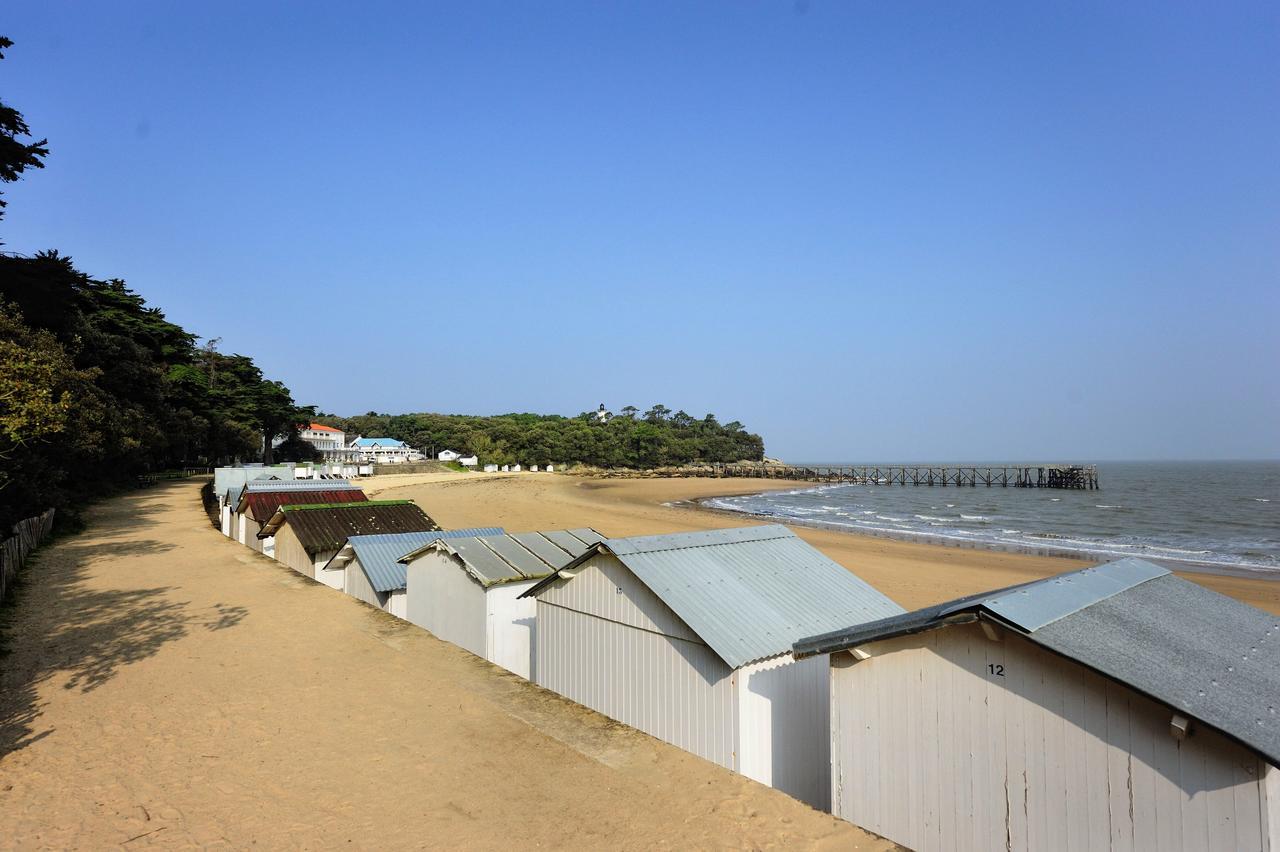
[595, 403, 611, 422]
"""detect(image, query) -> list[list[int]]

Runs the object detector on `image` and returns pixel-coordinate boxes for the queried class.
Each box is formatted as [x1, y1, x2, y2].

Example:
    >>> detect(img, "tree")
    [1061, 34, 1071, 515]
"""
[644, 404, 671, 423]
[0, 37, 49, 224]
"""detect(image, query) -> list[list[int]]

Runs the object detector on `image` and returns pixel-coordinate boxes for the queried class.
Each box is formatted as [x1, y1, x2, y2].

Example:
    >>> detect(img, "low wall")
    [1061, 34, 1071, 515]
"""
[0, 509, 57, 602]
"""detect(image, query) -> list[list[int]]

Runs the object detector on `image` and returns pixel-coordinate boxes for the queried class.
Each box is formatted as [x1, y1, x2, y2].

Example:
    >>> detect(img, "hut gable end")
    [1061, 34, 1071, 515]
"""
[538, 553, 703, 646]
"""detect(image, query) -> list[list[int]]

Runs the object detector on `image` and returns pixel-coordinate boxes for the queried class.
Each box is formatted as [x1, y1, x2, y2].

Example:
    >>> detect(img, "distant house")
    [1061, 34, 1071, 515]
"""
[257, 500, 441, 579]
[400, 529, 604, 680]
[794, 558, 1280, 852]
[317, 528, 503, 618]
[484, 464, 499, 473]
[233, 481, 367, 554]
[520, 524, 902, 808]
[458, 455, 478, 467]
[437, 449, 461, 462]
[349, 437, 419, 464]
[298, 423, 347, 460]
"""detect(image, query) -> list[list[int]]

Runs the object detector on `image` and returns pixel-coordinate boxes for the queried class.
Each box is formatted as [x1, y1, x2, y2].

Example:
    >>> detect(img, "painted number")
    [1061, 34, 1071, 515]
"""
[987, 663, 1005, 677]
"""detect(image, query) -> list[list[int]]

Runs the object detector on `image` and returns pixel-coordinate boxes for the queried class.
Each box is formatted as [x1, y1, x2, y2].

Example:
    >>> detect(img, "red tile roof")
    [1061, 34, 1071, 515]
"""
[306, 423, 343, 433]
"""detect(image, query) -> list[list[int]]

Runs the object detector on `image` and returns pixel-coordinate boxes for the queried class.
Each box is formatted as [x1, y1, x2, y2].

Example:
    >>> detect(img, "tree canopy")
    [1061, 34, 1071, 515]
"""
[317, 407, 765, 469]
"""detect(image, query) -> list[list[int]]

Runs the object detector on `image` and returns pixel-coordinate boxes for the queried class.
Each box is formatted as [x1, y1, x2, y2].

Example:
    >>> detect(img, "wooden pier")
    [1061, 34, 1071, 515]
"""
[705, 464, 1099, 489]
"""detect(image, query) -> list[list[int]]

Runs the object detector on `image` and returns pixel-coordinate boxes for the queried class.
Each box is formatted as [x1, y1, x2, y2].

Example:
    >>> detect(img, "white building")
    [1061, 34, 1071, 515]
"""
[349, 437, 420, 464]
[298, 423, 347, 459]
[401, 529, 603, 680]
[317, 528, 503, 618]
[437, 449, 460, 461]
[794, 558, 1280, 852]
[458, 455, 478, 467]
[483, 464, 499, 473]
[520, 524, 902, 808]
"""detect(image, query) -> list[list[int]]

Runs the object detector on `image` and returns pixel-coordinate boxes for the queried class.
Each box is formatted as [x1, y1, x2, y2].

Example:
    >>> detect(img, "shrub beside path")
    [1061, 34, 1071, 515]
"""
[0, 480, 891, 850]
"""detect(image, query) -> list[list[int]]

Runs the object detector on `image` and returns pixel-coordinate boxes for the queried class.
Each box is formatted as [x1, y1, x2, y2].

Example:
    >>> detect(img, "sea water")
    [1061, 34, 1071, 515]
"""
[702, 461, 1280, 577]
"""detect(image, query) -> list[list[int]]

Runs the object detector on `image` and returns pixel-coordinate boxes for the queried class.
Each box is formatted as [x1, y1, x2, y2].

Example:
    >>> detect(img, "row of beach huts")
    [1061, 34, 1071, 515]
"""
[213, 465, 1280, 851]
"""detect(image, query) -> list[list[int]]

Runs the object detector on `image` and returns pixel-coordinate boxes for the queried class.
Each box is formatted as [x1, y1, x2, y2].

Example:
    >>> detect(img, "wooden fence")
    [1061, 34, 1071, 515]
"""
[0, 508, 57, 602]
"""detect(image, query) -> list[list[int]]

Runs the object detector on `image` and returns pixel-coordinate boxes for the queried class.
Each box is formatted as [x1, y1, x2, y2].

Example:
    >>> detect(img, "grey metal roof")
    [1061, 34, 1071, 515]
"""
[216, 465, 296, 504]
[540, 529, 601, 558]
[793, 557, 1280, 766]
[242, 478, 358, 493]
[412, 530, 601, 588]
[323, 528, 503, 593]
[525, 524, 905, 669]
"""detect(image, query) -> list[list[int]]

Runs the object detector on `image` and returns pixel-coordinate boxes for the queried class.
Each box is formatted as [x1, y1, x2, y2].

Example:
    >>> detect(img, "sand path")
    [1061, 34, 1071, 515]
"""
[0, 480, 891, 850]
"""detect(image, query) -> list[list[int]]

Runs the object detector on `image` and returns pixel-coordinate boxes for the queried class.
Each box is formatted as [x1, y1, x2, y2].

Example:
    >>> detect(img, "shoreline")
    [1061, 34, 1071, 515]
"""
[685, 494, 1280, 583]
[369, 472, 1280, 615]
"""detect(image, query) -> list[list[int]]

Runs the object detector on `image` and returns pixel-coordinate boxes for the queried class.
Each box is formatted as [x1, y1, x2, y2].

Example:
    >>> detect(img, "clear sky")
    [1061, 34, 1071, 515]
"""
[4, 2, 1277, 461]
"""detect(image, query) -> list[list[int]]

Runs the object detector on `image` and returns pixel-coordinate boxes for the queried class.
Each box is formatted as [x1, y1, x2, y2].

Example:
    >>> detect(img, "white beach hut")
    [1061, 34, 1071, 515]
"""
[214, 465, 295, 536]
[519, 524, 903, 808]
[400, 529, 604, 679]
[484, 464, 499, 473]
[793, 558, 1280, 852]
[318, 528, 503, 617]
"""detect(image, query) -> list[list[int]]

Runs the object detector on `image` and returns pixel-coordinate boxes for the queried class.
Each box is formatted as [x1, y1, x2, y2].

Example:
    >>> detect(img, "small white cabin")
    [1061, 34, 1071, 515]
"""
[318, 528, 503, 617]
[484, 464, 499, 473]
[794, 558, 1280, 852]
[401, 529, 604, 679]
[458, 455, 478, 467]
[437, 449, 461, 462]
[521, 525, 902, 808]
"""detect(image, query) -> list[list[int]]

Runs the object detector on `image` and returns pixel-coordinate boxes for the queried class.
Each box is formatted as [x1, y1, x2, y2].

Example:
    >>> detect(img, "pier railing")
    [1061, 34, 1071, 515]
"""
[702, 464, 1099, 489]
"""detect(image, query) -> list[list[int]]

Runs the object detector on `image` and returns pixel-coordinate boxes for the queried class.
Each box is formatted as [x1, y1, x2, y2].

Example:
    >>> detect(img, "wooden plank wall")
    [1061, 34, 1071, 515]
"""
[830, 622, 1270, 852]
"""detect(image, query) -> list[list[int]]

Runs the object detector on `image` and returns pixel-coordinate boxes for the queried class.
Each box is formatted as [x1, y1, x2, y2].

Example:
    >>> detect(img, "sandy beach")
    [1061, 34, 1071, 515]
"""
[0, 479, 893, 850]
[367, 471, 1280, 615]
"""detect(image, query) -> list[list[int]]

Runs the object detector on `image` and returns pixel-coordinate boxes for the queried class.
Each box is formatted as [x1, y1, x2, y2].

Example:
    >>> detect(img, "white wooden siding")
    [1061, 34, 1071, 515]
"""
[535, 599, 738, 770]
[343, 555, 383, 610]
[485, 580, 537, 680]
[386, 590, 406, 620]
[737, 653, 832, 810]
[404, 551, 487, 659]
[271, 526, 313, 577]
[830, 622, 1272, 852]
[536, 554, 701, 643]
[220, 504, 232, 537]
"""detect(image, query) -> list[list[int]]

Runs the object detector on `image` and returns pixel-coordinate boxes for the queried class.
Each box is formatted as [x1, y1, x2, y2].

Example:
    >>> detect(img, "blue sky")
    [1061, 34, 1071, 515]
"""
[4, 2, 1277, 461]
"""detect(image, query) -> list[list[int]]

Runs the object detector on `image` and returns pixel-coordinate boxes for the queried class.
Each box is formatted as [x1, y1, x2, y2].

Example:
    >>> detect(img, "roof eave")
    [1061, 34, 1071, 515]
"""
[517, 543, 607, 598]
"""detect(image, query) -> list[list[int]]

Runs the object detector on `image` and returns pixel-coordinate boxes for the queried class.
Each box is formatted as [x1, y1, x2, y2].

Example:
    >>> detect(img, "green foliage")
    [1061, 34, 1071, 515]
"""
[0, 37, 49, 223]
[316, 407, 765, 469]
[0, 252, 311, 529]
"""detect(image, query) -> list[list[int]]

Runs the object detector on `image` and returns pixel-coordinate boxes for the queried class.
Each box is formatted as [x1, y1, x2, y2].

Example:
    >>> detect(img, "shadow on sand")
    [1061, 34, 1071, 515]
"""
[0, 483, 246, 757]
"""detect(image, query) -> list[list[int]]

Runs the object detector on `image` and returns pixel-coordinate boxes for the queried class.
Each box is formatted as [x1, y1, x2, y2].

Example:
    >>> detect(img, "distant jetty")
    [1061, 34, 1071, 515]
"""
[702, 463, 1100, 490]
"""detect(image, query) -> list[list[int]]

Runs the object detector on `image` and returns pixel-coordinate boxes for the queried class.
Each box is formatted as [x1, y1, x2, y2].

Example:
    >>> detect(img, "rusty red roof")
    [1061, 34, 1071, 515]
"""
[240, 489, 368, 525]
[306, 423, 343, 433]
[259, 501, 441, 553]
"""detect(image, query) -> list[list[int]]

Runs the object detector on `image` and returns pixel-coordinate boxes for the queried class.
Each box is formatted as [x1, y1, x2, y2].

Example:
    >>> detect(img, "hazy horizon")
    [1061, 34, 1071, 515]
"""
[5, 2, 1277, 462]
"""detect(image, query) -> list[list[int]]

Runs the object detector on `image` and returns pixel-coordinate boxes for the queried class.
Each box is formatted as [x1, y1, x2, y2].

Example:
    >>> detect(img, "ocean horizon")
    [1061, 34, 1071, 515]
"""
[701, 460, 1280, 578]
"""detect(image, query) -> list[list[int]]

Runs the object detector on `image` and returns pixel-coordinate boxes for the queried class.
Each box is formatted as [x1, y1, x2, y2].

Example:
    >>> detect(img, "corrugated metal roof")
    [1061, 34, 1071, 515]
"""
[215, 465, 295, 504]
[240, 489, 368, 524]
[541, 529, 600, 558]
[982, 556, 1166, 631]
[259, 500, 440, 552]
[792, 558, 1280, 765]
[242, 479, 358, 493]
[324, 528, 503, 593]
[416, 530, 600, 588]
[526, 524, 905, 669]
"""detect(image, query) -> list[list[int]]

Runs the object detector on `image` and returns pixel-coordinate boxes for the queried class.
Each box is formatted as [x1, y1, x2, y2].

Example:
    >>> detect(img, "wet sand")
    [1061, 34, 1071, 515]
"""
[369, 472, 1280, 614]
